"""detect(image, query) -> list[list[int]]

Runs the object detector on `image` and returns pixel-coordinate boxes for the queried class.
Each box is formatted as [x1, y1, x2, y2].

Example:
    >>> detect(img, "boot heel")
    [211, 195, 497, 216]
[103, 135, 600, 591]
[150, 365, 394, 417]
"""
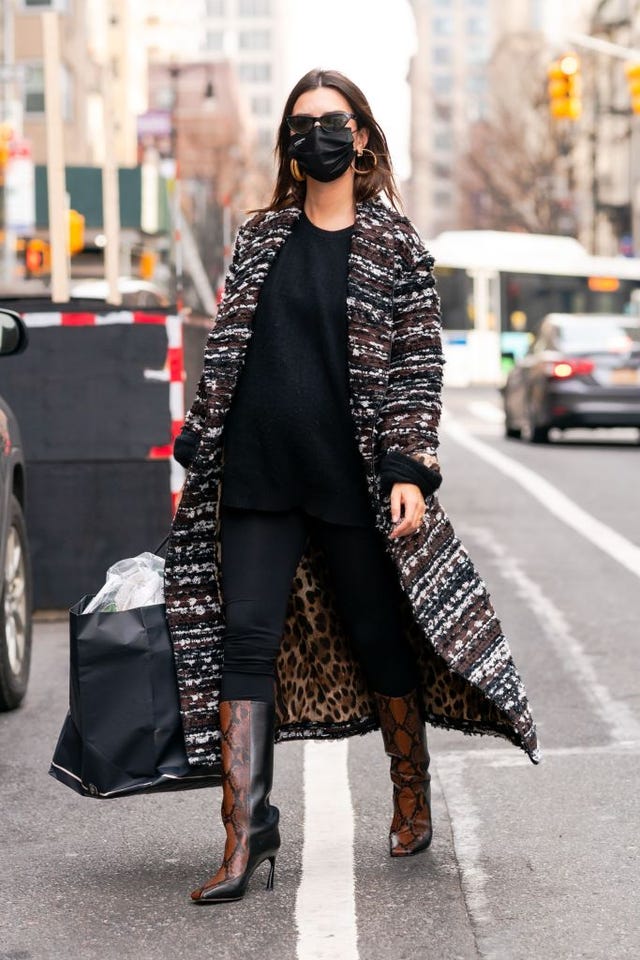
[265, 855, 276, 891]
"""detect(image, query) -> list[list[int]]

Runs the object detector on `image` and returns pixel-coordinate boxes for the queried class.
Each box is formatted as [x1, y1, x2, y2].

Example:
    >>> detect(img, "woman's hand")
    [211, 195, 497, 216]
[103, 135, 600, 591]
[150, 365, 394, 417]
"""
[388, 482, 426, 539]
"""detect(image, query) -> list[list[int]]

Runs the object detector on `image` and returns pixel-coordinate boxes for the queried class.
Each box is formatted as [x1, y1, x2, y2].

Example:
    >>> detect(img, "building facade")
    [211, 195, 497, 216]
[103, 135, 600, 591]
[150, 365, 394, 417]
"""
[142, 0, 286, 159]
[3, 0, 144, 166]
[580, 0, 640, 255]
[407, 0, 595, 240]
[199, 0, 286, 154]
[408, 0, 502, 239]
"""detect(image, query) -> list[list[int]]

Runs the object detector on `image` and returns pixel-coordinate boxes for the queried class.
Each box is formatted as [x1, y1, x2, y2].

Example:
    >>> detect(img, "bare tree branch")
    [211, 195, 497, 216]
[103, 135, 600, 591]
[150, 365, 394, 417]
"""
[459, 33, 577, 235]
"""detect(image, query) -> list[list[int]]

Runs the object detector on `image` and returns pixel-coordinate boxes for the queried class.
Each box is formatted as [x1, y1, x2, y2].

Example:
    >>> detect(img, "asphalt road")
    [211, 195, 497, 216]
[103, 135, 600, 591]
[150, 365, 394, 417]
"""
[1, 386, 639, 960]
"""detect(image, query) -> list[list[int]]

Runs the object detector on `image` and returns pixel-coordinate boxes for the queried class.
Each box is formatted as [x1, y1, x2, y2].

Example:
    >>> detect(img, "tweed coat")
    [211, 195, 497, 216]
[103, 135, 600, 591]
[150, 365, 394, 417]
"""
[164, 197, 540, 768]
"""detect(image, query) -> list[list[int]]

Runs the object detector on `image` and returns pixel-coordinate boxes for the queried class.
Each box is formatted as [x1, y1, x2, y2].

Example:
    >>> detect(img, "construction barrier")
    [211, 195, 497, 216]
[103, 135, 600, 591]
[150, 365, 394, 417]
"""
[0, 303, 187, 609]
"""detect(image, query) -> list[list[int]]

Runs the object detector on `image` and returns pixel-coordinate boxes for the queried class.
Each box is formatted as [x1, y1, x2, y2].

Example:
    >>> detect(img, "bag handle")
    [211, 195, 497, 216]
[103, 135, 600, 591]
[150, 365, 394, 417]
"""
[153, 533, 170, 556]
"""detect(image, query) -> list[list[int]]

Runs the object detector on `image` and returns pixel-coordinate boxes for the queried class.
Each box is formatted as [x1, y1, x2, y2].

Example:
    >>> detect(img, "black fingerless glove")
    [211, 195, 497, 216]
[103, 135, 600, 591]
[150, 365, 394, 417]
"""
[173, 428, 201, 468]
[379, 450, 442, 498]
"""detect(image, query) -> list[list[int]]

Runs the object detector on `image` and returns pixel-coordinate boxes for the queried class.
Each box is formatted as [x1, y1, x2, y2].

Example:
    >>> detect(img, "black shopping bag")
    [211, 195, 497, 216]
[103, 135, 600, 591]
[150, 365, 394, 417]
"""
[49, 596, 219, 798]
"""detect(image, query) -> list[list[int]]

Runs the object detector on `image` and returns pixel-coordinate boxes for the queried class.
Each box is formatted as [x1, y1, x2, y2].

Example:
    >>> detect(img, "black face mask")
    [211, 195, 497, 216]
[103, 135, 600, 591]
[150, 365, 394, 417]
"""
[288, 125, 355, 183]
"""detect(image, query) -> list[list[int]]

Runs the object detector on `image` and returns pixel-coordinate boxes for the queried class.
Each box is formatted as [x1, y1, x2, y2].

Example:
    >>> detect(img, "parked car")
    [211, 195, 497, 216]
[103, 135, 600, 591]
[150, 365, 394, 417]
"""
[69, 277, 169, 308]
[502, 313, 640, 443]
[0, 309, 32, 709]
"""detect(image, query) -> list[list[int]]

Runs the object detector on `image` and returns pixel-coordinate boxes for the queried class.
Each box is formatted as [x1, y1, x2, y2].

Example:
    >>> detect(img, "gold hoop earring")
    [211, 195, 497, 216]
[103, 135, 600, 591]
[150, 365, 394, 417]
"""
[290, 158, 306, 182]
[352, 148, 378, 176]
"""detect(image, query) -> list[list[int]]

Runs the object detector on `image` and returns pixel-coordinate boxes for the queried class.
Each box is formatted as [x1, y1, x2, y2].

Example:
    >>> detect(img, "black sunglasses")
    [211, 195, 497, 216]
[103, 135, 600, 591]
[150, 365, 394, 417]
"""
[285, 111, 357, 135]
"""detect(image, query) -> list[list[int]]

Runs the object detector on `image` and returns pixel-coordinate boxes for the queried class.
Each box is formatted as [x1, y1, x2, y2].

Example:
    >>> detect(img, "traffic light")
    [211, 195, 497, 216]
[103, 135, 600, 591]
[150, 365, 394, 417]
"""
[25, 238, 50, 277]
[68, 209, 85, 255]
[548, 53, 582, 120]
[625, 62, 640, 115]
[0, 123, 12, 173]
[138, 249, 157, 280]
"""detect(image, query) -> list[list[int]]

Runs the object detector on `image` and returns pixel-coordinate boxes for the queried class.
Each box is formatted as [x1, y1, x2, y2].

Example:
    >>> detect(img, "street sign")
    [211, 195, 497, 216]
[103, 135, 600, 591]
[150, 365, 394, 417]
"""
[137, 110, 172, 139]
[5, 138, 35, 233]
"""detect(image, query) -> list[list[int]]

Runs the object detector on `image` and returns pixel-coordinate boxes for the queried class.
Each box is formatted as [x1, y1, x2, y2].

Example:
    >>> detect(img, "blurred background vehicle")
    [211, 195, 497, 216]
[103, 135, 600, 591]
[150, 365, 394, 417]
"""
[430, 231, 640, 388]
[502, 313, 640, 443]
[0, 310, 33, 710]
[69, 278, 170, 309]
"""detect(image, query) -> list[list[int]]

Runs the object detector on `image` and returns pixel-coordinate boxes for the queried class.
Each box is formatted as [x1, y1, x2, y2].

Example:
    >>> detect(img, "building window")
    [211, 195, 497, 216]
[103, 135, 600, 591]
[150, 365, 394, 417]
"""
[434, 130, 453, 151]
[238, 62, 272, 82]
[257, 127, 273, 148]
[467, 42, 490, 63]
[204, 29, 224, 51]
[433, 74, 453, 95]
[434, 101, 452, 121]
[251, 95, 271, 116]
[434, 190, 453, 207]
[239, 29, 270, 50]
[467, 17, 488, 34]
[239, 0, 271, 14]
[433, 16, 453, 35]
[432, 162, 451, 180]
[24, 63, 45, 114]
[21, 0, 68, 8]
[205, 0, 225, 14]
[23, 61, 72, 118]
[433, 46, 451, 65]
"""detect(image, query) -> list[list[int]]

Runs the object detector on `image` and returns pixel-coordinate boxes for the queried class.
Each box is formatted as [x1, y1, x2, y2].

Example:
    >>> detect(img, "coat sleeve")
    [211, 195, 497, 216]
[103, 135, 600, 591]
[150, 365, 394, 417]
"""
[376, 226, 445, 468]
[180, 223, 250, 441]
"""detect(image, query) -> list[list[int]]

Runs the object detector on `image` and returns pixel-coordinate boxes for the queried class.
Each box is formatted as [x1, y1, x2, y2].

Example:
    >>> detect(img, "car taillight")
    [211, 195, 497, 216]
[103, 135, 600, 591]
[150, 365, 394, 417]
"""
[549, 358, 595, 379]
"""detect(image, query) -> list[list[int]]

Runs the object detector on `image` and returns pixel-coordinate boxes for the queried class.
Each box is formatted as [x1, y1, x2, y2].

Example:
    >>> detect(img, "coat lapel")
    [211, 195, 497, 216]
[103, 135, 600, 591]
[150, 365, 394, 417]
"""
[345, 199, 395, 465]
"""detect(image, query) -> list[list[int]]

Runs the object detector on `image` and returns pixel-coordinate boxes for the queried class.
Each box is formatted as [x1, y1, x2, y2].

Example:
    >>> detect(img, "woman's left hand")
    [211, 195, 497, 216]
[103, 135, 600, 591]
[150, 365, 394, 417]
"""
[388, 482, 426, 539]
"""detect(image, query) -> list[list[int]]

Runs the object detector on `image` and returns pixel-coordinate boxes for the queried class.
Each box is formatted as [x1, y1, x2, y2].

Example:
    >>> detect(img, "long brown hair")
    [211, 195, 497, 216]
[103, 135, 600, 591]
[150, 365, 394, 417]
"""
[256, 68, 402, 213]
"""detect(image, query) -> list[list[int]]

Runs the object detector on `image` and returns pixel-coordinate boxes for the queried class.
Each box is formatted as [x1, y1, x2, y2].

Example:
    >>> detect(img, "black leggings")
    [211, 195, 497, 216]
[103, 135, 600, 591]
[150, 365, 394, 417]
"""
[219, 504, 418, 703]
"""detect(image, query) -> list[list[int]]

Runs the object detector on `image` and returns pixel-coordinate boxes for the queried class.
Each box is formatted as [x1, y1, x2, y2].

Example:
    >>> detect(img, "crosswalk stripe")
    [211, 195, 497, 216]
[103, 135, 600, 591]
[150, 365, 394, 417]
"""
[295, 741, 359, 960]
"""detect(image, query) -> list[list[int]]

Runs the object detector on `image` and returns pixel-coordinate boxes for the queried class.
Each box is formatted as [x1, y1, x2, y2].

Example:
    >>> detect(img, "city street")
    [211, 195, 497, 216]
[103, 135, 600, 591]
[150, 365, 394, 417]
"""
[1, 386, 639, 960]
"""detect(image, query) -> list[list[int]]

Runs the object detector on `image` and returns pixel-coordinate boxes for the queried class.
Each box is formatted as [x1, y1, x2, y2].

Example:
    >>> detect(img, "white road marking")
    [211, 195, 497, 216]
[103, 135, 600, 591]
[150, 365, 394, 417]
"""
[295, 741, 358, 960]
[436, 754, 491, 928]
[462, 524, 640, 744]
[443, 414, 640, 580]
[467, 400, 505, 424]
[436, 740, 640, 768]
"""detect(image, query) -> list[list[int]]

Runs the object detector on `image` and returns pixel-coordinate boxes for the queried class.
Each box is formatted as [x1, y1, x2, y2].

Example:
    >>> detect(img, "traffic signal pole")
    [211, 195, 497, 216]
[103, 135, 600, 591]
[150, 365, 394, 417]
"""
[566, 33, 640, 256]
[567, 33, 640, 63]
[1, 0, 15, 288]
[101, 58, 122, 307]
[42, 11, 70, 303]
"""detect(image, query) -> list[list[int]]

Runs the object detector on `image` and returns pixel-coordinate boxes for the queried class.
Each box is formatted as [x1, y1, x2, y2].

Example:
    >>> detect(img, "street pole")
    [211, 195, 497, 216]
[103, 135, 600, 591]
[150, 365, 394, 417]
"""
[169, 64, 183, 314]
[567, 30, 640, 256]
[42, 10, 69, 303]
[101, 60, 121, 306]
[1, 0, 15, 287]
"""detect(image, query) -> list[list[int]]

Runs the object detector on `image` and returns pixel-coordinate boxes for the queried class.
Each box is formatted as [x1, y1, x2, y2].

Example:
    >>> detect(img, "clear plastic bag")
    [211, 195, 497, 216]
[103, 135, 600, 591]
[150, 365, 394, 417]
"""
[83, 553, 165, 614]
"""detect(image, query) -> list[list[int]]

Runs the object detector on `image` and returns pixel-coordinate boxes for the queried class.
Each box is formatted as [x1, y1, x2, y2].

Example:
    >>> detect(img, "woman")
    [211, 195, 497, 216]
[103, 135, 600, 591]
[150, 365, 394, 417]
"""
[166, 69, 539, 905]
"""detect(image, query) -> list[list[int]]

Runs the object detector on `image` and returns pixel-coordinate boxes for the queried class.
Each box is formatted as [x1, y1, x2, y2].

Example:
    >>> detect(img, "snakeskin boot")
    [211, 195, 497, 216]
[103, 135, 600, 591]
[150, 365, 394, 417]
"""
[375, 689, 432, 857]
[190, 700, 280, 903]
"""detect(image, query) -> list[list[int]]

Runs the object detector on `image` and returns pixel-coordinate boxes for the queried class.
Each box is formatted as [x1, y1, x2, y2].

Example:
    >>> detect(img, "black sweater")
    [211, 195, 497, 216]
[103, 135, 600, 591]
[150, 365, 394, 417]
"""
[220, 210, 375, 525]
[175, 213, 443, 515]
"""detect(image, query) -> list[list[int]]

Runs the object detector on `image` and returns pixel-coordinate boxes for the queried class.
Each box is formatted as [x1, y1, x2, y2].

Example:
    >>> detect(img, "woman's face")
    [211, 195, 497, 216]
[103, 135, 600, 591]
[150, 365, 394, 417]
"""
[290, 87, 369, 153]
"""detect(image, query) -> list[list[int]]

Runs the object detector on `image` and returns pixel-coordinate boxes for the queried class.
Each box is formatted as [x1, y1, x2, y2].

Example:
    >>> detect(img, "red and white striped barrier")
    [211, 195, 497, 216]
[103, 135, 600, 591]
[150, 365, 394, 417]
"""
[21, 311, 186, 514]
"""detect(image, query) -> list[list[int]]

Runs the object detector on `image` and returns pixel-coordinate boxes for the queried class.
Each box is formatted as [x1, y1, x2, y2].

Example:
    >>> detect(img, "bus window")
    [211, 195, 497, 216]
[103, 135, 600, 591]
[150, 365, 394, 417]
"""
[502, 273, 639, 334]
[435, 267, 473, 329]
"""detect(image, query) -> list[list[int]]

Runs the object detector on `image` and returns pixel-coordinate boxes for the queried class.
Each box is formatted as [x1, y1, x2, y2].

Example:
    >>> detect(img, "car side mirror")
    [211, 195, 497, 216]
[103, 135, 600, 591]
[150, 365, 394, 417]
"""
[0, 310, 28, 356]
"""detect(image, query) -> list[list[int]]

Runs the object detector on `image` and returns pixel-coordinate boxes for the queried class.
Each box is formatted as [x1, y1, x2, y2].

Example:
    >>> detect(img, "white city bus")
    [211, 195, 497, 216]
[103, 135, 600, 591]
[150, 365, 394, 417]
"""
[428, 230, 640, 385]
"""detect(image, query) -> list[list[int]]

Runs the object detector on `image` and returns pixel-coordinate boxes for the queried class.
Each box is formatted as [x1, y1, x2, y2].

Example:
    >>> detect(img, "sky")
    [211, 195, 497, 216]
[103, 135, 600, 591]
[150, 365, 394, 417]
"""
[280, 0, 417, 180]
